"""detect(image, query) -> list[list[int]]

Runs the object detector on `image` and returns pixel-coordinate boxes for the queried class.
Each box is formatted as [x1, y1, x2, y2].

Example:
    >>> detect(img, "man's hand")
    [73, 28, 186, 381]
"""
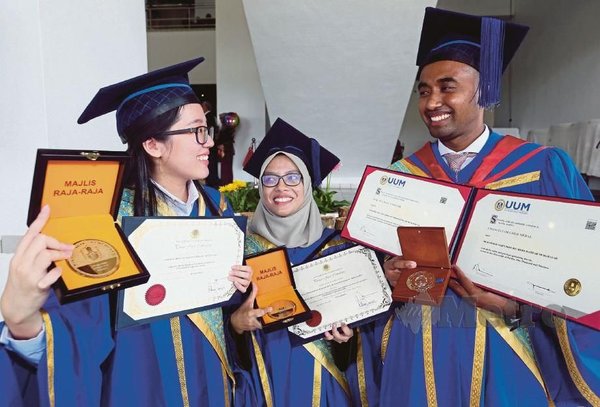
[383, 256, 417, 287]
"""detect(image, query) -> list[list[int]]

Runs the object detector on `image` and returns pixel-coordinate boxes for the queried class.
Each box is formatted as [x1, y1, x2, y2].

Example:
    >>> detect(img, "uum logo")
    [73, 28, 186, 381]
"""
[494, 199, 531, 213]
[379, 175, 406, 187]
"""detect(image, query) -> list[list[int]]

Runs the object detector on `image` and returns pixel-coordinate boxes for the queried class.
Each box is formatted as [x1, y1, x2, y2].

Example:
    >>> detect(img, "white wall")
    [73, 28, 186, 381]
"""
[0, 1, 147, 237]
[242, 0, 435, 186]
[147, 29, 217, 84]
[438, 0, 511, 16]
[502, 0, 600, 136]
[216, 0, 266, 182]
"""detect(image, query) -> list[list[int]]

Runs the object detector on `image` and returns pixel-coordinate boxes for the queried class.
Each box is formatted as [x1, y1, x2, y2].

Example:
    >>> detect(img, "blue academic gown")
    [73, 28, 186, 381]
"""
[104, 186, 257, 406]
[230, 230, 354, 407]
[0, 186, 256, 406]
[0, 292, 112, 406]
[362, 132, 600, 406]
[0, 334, 24, 406]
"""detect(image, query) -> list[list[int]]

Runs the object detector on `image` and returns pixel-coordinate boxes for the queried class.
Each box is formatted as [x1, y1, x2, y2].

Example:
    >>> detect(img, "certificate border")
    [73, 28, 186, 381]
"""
[288, 245, 392, 339]
[341, 165, 473, 255]
[454, 188, 600, 330]
[115, 215, 246, 330]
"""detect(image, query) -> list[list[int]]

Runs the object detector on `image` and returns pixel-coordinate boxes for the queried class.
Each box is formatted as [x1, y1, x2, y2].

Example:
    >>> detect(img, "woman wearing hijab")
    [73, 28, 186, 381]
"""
[0, 57, 256, 406]
[228, 118, 355, 407]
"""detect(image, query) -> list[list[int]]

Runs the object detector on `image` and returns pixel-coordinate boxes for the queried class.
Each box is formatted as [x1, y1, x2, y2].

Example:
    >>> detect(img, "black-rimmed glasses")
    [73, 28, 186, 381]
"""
[261, 173, 303, 187]
[157, 126, 212, 145]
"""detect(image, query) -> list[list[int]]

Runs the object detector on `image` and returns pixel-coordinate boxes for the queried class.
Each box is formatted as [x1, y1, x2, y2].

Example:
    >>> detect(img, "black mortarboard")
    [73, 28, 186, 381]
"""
[416, 7, 529, 108]
[243, 118, 340, 188]
[78, 57, 204, 143]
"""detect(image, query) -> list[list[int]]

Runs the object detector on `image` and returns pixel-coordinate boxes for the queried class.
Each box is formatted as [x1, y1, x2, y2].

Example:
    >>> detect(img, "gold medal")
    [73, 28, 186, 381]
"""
[564, 278, 582, 297]
[67, 239, 120, 278]
[406, 270, 435, 293]
[267, 299, 297, 320]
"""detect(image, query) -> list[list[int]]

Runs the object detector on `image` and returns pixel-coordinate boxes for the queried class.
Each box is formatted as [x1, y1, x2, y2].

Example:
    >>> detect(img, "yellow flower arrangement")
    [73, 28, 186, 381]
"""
[219, 180, 260, 212]
[218, 180, 248, 193]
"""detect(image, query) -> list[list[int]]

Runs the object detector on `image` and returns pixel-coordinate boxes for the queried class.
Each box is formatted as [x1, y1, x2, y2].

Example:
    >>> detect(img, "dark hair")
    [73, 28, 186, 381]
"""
[124, 106, 183, 216]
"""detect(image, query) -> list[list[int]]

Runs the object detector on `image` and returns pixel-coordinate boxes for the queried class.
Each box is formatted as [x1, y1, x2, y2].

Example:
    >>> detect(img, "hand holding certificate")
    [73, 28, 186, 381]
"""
[288, 246, 392, 340]
[116, 217, 245, 328]
[343, 166, 600, 329]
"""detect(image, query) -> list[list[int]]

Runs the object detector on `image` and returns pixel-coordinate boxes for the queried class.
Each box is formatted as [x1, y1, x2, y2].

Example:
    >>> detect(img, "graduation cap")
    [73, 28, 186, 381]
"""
[416, 7, 529, 109]
[243, 118, 340, 188]
[78, 57, 204, 143]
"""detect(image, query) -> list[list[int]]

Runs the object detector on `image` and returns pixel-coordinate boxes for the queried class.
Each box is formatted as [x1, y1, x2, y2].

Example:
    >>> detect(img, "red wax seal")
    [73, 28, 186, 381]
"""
[145, 284, 166, 306]
[306, 310, 322, 327]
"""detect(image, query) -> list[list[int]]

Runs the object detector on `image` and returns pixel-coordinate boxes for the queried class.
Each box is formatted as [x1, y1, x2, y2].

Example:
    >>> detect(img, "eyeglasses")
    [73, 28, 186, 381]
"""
[261, 172, 303, 187]
[157, 126, 212, 145]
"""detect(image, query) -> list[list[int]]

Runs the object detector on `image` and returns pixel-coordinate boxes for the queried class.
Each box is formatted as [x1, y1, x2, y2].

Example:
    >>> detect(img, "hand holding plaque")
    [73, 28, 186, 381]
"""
[244, 247, 311, 332]
[391, 227, 452, 306]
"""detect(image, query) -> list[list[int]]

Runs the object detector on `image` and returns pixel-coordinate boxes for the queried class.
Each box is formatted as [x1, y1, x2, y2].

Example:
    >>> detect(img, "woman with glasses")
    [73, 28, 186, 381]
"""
[228, 118, 355, 407]
[0, 57, 256, 406]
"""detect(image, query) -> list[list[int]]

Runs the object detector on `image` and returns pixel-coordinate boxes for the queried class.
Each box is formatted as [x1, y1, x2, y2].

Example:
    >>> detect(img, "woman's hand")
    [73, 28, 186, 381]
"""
[228, 264, 253, 293]
[0, 206, 73, 339]
[449, 265, 519, 317]
[230, 283, 272, 334]
[324, 323, 353, 343]
[383, 256, 417, 287]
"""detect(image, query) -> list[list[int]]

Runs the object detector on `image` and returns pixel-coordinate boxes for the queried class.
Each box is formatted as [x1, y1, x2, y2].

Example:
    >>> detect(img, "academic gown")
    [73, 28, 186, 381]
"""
[358, 132, 598, 406]
[103, 186, 257, 406]
[0, 185, 256, 406]
[0, 333, 26, 406]
[0, 277, 113, 407]
[228, 229, 354, 407]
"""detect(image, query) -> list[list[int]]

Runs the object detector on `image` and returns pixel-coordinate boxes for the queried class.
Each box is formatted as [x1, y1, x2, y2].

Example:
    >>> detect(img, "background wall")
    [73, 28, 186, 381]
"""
[242, 0, 435, 187]
[0, 1, 147, 239]
[216, 0, 266, 182]
[503, 0, 600, 136]
[147, 29, 216, 84]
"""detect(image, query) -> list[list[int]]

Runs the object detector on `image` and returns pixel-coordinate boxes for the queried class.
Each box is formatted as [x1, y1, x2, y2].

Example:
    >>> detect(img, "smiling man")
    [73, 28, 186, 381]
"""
[373, 7, 600, 407]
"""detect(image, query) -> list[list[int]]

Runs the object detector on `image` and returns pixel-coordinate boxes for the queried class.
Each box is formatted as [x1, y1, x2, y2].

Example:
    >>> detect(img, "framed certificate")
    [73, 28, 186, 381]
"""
[288, 245, 392, 340]
[115, 216, 246, 329]
[455, 189, 600, 330]
[341, 166, 472, 256]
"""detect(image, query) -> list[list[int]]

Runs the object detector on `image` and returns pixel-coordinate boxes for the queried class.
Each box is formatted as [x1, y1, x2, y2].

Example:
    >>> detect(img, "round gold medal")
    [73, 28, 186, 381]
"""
[267, 299, 297, 320]
[563, 278, 582, 297]
[67, 239, 120, 278]
[406, 270, 435, 293]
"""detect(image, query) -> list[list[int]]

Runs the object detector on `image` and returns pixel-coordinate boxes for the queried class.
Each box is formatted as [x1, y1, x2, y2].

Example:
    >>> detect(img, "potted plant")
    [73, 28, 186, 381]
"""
[312, 172, 350, 229]
[218, 180, 260, 217]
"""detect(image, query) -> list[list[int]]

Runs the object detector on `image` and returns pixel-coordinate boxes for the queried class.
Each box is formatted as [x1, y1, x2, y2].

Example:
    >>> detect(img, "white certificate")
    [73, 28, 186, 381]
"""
[456, 190, 600, 328]
[120, 217, 244, 324]
[342, 166, 471, 255]
[288, 245, 392, 339]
